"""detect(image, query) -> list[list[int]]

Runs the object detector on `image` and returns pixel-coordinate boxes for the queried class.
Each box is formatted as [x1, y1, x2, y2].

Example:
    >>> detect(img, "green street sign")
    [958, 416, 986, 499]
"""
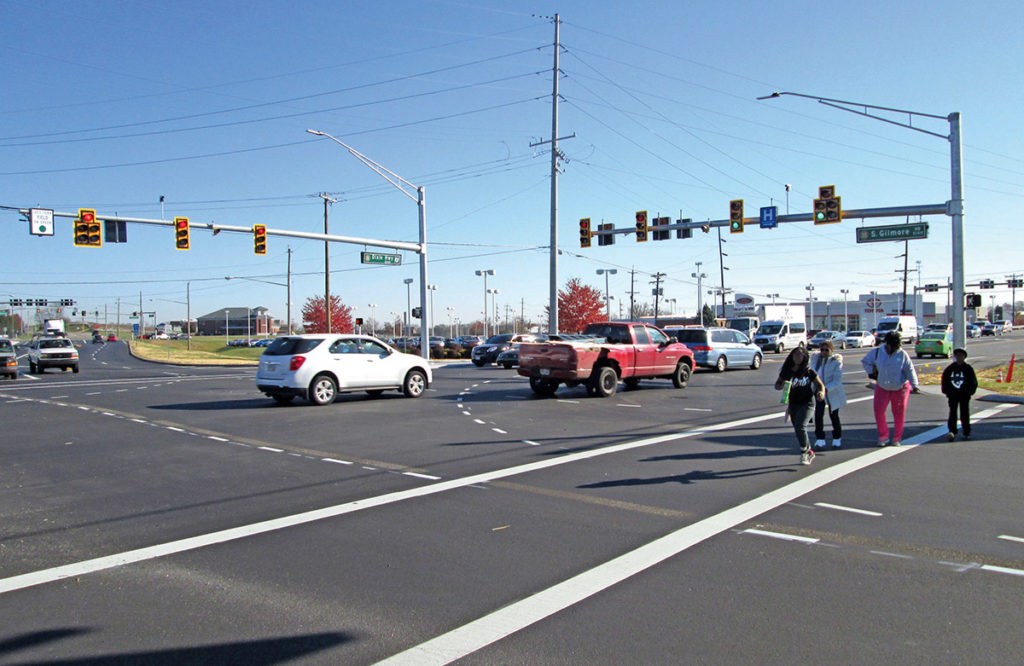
[856, 222, 929, 243]
[361, 251, 402, 265]
[0, 310, 9, 317]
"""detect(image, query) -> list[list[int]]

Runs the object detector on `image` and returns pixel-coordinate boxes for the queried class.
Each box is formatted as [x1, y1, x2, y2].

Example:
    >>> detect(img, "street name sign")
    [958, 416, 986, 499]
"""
[856, 222, 929, 243]
[361, 251, 402, 265]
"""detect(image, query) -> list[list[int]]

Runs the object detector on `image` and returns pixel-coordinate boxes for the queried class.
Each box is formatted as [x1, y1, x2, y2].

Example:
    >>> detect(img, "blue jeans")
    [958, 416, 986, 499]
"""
[789, 401, 814, 452]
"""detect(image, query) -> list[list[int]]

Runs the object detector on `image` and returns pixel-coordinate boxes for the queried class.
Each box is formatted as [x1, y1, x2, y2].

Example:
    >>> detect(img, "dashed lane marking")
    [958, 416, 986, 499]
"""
[813, 502, 883, 517]
[742, 528, 819, 544]
[998, 535, 1024, 544]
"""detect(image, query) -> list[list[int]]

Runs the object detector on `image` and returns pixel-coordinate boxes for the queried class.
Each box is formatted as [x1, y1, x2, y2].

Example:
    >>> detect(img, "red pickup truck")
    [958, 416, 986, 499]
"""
[516, 322, 694, 397]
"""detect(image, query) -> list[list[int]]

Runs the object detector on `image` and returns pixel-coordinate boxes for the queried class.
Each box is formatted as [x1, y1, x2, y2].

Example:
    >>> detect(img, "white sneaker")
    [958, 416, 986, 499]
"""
[814, 439, 826, 450]
[832, 438, 842, 448]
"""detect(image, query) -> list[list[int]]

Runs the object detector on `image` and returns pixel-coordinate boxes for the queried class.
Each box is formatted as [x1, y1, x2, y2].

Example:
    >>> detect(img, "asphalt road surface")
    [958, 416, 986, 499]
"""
[1, 335, 1022, 664]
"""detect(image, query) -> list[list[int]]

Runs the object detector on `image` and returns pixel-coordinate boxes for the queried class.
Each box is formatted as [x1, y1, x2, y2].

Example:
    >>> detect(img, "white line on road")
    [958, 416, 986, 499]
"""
[813, 502, 883, 517]
[741, 528, 820, 544]
[166, 427, 186, 433]
[474, 419, 486, 425]
[258, 446, 284, 452]
[207, 436, 229, 442]
[980, 564, 1024, 577]
[556, 399, 580, 405]
[404, 472, 442, 480]
[871, 551, 915, 559]
[322, 458, 352, 465]
[617, 403, 642, 408]
[522, 440, 539, 446]
[998, 534, 1024, 544]
[684, 407, 713, 412]
[492, 428, 507, 434]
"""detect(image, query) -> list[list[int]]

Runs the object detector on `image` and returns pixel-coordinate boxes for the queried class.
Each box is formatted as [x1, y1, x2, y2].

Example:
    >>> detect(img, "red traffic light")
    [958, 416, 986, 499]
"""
[174, 217, 190, 250]
[75, 208, 102, 247]
[579, 218, 592, 248]
[253, 224, 267, 255]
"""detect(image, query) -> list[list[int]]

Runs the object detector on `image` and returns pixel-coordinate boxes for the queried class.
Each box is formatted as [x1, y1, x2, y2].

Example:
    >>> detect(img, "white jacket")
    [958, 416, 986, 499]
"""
[811, 352, 847, 411]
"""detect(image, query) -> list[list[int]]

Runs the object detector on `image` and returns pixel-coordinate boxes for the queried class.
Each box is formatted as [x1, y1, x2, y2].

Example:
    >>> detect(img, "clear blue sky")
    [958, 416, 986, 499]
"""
[2, 0, 1022, 331]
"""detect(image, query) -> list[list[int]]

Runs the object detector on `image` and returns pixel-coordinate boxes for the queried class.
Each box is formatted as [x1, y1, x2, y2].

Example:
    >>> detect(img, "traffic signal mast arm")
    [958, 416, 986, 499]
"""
[13, 208, 423, 253]
[579, 202, 949, 239]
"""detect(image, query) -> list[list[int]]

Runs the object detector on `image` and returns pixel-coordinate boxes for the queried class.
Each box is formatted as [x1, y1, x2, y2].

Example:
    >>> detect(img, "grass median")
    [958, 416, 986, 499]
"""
[917, 359, 1023, 397]
[129, 337, 261, 366]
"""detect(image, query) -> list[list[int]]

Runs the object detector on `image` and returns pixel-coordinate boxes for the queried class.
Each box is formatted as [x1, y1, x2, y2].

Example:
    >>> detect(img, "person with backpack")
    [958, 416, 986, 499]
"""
[775, 346, 826, 465]
[811, 340, 847, 450]
[862, 330, 920, 447]
[941, 347, 978, 441]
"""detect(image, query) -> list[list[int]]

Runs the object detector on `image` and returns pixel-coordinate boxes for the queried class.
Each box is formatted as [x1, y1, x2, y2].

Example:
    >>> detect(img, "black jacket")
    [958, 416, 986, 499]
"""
[941, 363, 978, 399]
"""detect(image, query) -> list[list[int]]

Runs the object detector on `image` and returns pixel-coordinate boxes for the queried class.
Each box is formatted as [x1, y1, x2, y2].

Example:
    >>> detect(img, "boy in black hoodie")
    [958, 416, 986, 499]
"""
[941, 347, 978, 441]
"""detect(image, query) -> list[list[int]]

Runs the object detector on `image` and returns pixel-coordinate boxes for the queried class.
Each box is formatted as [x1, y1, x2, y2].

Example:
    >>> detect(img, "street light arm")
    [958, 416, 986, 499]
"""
[757, 92, 949, 139]
[306, 129, 419, 203]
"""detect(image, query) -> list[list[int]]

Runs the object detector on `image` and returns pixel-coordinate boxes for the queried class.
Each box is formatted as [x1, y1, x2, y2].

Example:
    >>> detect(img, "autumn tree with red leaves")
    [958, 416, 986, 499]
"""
[301, 295, 353, 333]
[550, 277, 607, 333]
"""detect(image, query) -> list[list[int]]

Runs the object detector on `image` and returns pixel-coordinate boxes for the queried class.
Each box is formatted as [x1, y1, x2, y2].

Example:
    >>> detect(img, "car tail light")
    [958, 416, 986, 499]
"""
[691, 345, 712, 352]
[289, 356, 306, 371]
[4, 358, 14, 367]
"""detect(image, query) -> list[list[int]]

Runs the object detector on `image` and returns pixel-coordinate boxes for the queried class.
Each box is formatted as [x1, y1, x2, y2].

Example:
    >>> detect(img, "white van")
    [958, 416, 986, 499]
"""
[753, 319, 807, 354]
[874, 315, 918, 345]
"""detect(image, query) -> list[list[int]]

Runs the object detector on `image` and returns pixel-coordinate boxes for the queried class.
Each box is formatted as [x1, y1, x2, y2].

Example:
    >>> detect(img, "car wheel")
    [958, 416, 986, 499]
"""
[472, 359, 485, 367]
[715, 355, 727, 372]
[623, 377, 640, 390]
[750, 353, 762, 370]
[308, 374, 338, 406]
[529, 376, 559, 396]
[365, 389, 385, 397]
[590, 366, 618, 397]
[273, 394, 295, 404]
[840, 341, 847, 349]
[30, 362, 39, 373]
[777, 343, 784, 355]
[671, 362, 691, 389]
[501, 362, 513, 369]
[403, 369, 427, 398]
[72, 365, 79, 374]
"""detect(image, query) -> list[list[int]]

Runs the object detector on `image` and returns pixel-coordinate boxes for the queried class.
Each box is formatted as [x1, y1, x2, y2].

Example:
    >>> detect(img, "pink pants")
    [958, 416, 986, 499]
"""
[873, 382, 911, 442]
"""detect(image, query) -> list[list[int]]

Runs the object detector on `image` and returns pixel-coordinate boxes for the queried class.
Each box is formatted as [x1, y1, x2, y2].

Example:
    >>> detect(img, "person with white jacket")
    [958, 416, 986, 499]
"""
[811, 341, 847, 449]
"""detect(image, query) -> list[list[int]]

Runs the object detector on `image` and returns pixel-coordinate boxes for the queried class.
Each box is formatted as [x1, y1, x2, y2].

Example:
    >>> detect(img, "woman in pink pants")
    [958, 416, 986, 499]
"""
[862, 331, 920, 446]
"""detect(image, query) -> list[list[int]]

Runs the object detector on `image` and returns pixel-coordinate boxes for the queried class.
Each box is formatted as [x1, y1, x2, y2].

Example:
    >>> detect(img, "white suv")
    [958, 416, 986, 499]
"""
[255, 334, 432, 406]
[28, 336, 79, 373]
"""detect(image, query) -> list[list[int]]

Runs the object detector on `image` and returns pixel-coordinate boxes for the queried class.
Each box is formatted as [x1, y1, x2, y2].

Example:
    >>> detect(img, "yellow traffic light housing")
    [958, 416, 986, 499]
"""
[729, 199, 744, 233]
[74, 208, 102, 247]
[253, 224, 267, 255]
[635, 210, 648, 242]
[174, 217, 190, 250]
[579, 218, 592, 248]
[814, 185, 841, 224]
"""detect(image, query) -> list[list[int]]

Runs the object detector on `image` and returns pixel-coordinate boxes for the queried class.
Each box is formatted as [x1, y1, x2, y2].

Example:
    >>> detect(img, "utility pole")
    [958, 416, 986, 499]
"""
[286, 247, 293, 334]
[629, 268, 636, 320]
[692, 262, 707, 325]
[318, 193, 338, 333]
[1008, 273, 1021, 325]
[651, 273, 666, 323]
[717, 228, 729, 317]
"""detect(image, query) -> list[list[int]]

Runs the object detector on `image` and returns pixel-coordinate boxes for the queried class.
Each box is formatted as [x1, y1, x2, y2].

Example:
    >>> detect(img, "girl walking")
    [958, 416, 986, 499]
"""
[811, 340, 847, 449]
[775, 346, 826, 465]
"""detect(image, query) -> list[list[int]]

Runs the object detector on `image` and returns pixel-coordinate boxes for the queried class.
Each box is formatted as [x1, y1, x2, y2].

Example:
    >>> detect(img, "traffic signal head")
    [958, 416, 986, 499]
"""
[174, 217, 190, 250]
[253, 224, 267, 255]
[818, 185, 835, 200]
[579, 218, 592, 248]
[412, 306, 422, 319]
[597, 223, 615, 246]
[355, 317, 364, 326]
[635, 211, 648, 242]
[814, 186, 841, 224]
[74, 209, 102, 247]
[729, 200, 744, 233]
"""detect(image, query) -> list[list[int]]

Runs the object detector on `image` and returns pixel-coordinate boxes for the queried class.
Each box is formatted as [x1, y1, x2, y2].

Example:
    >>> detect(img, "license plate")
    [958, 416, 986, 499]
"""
[265, 362, 277, 372]
[539, 368, 550, 376]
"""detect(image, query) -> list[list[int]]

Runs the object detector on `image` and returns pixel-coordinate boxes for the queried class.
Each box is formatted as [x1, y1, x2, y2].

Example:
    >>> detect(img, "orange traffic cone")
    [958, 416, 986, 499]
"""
[996, 368, 1004, 383]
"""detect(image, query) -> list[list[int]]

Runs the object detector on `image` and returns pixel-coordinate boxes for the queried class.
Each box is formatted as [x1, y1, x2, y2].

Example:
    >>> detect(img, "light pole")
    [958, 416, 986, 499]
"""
[368, 303, 378, 337]
[758, 91, 966, 348]
[664, 297, 676, 313]
[596, 268, 618, 320]
[446, 306, 456, 338]
[307, 128, 431, 360]
[427, 284, 438, 336]
[805, 284, 815, 329]
[487, 288, 500, 334]
[692, 262, 707, 325]
[768, 293, 780, 306]
[390, 312, 399, 338]
[475, 269, 495, 337]
[403, 277, 414, 336]
[870, 290, 878, 329]
[840, 288, 850, 332]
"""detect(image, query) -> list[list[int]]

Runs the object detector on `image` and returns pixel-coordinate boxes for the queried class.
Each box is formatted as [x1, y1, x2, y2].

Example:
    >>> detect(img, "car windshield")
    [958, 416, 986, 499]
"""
[0, 340, 13, 352]
[921, 333, 944, 340]
[39, 339, 73, 349]
[877, 321, 898, 331]
[849, 331, 863, 336]
[757, 324, 782, 335]
[263, 337, 323, 356]
[484, 334, 513, 344]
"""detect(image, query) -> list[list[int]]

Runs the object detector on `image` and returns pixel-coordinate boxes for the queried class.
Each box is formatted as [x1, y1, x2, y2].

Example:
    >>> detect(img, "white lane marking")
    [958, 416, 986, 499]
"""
[813, 502, 883, 517]
[980, 564, 1024, 577]
[2, 400, 1014, 619]
[741, 528, 819, 544]
[492, 428, 507, 435]
[375, 403, 1014, 665]
[166, 427, 186, 433]
[258, 446, 284, 453]
[556, 399, 579, 405]
[50, 395, 69, 399]
[404, 472, 442, 480]
[684, 407, 713, 412]
[474, 419, 486, 425]
[522, 440, 540, 446]
[86, 392, 102, 395]
[617, 403, 642, 408]
[207, 436, 229, 442]
[871, 551, 914, 560]
[130, 418, 147, 424]
[322, 458, 352, 465]
[998, 535, 1024, 544]
[462, 411, 472, 416]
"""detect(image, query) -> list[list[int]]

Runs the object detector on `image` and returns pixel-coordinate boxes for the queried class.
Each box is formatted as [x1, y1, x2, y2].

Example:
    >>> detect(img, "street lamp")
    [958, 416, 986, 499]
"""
[427, 284, 438, 336]
[446, 306, 456, 338]
[692, 262, 707, 324]
[475, 269, 495, 337]
[596, 268, 618, 320]
[307, 128, 431, 359]
[664, 297, 676, 313]
[390, 311, 399, 338]
[403, 277, 414, 335]
[840, 289, 850, 332]
[368, 303, 378, 336]
[487, 288, 500, 334]
[806, 284, 815, 329]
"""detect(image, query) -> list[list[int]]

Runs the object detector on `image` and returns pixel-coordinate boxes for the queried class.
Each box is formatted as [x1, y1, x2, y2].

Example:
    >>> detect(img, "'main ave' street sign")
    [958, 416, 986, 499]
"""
[856, 222, 929, 244]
